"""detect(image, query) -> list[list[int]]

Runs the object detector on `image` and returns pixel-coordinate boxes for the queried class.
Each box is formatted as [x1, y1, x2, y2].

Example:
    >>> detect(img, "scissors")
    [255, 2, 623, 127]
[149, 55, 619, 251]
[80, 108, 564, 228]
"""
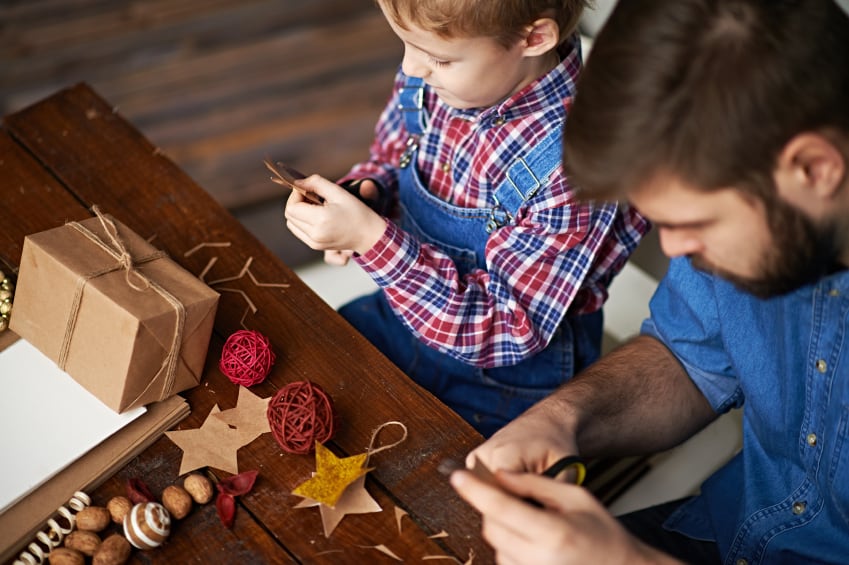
[542, 454, 586, 485]
[442, 454, 586, 508]
[264, 159, 324, 205]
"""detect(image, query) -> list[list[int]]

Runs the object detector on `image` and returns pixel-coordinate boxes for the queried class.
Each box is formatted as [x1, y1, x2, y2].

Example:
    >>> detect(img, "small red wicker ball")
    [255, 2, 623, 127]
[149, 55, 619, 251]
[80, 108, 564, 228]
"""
[219, 329, 276, 387]
[267, 381, 337, 454]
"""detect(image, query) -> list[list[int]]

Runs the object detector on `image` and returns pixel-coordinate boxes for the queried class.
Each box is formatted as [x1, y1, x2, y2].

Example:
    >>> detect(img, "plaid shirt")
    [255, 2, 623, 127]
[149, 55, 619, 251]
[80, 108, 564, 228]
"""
[342, 37, 649, 367]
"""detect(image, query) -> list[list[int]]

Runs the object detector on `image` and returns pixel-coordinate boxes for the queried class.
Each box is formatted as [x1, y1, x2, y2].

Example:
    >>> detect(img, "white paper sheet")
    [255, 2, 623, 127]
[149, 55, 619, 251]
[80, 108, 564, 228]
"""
[0, 340, 146, 512]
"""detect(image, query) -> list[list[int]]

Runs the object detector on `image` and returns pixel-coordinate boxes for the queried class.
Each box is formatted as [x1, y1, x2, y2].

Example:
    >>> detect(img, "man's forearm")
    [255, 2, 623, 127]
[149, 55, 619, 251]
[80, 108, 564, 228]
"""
[526, 334, 717, 458]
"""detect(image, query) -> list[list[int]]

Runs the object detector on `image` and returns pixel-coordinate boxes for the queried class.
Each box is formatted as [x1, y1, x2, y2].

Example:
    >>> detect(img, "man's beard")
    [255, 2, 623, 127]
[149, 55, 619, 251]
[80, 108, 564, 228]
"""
[691, 198, 842, 299]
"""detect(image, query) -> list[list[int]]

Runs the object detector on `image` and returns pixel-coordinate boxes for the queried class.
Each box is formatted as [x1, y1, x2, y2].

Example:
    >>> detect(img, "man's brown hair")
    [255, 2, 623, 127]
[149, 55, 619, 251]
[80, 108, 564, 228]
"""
[377, 0, 589, 49]
[563, 0, 849, 201]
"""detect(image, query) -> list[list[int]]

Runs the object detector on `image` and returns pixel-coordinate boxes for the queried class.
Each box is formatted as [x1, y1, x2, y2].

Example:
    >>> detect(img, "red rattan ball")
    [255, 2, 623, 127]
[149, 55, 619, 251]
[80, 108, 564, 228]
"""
[219, 329, 276, 387]
[267, 381, 336, 454]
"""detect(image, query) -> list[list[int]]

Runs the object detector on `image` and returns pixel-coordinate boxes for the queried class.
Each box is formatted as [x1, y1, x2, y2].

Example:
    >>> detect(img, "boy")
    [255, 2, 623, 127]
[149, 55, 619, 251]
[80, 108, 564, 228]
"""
[285, 0, 648, 437]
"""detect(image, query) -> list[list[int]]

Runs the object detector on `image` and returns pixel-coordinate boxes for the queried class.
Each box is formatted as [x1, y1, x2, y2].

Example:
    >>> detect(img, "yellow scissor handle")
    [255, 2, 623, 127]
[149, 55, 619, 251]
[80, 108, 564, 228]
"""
[543, 455, 586, 486]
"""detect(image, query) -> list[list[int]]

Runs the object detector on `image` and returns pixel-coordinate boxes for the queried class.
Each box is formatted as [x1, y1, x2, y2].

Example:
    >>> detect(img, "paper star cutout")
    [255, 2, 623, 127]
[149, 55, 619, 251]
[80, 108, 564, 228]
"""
[214, 386, 271, 443]
[295, 474, 381, 536]
[292, 442, 372, 507]
[165, 405, 254, 475]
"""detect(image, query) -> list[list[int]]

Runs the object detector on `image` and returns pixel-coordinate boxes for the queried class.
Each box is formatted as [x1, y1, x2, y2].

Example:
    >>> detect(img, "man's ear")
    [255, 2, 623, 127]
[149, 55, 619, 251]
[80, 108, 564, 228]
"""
[522, 18, 560, 56]
[774, 132, 846, 214]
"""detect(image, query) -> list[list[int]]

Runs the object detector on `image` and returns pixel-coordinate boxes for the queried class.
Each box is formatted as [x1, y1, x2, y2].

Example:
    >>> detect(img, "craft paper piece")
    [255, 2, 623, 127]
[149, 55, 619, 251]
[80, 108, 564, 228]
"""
[364, 544, 402, 561]
[394, 507, 408, 533]
[292, 443, 371, 508]
[165, 405, 253, 475]
[0, 340, 146, 512]
[214, 386, 271, 443]
[295, 475, 381, 536]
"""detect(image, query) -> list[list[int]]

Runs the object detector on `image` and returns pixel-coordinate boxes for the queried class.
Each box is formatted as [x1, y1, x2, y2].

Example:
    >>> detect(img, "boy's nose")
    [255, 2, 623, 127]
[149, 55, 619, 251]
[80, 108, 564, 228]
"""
[401, 49, 429, 79]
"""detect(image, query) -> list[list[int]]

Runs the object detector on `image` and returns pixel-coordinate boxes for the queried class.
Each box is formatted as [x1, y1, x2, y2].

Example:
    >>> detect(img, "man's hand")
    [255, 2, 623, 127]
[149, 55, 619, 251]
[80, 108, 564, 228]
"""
[285, 175, 387, 255]
[467, 397, 579, 475]
[450, 470, 681, 565]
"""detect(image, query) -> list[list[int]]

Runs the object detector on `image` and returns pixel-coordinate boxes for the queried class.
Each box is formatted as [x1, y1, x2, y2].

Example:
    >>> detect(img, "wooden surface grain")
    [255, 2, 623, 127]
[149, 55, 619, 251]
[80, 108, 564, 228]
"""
[1, 84, 490, 564]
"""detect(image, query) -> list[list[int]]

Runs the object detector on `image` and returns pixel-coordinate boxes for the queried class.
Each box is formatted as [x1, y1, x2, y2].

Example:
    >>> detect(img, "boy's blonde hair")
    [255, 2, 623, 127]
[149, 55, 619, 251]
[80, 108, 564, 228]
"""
[378, 0, 590, 48]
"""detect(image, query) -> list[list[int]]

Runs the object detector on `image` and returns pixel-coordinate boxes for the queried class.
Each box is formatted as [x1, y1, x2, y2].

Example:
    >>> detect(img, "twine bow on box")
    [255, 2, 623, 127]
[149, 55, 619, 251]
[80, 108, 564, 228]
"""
[61, 205, 186, 405]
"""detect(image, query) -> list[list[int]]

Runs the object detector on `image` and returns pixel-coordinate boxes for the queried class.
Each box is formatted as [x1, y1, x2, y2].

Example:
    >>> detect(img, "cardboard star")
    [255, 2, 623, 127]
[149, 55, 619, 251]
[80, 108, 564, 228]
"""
[295, 475, 381, 536]
[214, 386, 271, 443]
[291, 442, 372, 508]
[165, 404, 254, 475]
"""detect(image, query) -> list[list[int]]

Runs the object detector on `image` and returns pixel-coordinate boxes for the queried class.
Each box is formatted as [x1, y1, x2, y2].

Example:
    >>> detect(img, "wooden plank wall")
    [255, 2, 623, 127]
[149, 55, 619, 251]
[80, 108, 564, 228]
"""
[0, 0, 402, 266]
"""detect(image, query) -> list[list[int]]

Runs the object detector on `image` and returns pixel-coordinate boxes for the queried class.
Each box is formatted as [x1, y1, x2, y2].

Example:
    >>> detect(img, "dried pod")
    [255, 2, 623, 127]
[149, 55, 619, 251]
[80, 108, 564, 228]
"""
[75, 506, 111, 532]
[64, 530, 101, 556]
[48, 547, 85, 565]
[93, 533, 132, 565]
[161, 484, 193, 519]
[183, 473, 213, 504]
[107, 496, 133, 524]
[123, 502, 171, 550]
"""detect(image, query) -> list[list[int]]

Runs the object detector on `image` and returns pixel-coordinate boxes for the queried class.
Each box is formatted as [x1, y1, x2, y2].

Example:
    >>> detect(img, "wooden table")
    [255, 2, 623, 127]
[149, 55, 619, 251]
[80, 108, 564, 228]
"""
[0, 84, 492, 564]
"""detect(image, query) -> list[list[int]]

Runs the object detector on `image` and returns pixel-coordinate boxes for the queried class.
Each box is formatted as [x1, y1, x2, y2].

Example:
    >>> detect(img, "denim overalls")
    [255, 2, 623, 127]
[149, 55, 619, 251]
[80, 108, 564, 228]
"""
[340, 76, 602, 437]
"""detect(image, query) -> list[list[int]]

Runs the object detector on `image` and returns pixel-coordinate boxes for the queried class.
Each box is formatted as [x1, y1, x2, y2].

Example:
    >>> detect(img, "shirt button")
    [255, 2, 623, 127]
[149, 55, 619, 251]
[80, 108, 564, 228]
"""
[792, 501, 807, 515]
[816, 359, 827, 373]
[807, 433, 818, 446]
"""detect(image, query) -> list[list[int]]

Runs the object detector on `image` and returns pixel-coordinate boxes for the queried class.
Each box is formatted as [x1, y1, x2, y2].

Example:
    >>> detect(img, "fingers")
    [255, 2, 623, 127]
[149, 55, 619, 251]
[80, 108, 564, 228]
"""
[324, 250, 352, 266]
[357, 179, 380, 201]
[450, 470, 545, 543]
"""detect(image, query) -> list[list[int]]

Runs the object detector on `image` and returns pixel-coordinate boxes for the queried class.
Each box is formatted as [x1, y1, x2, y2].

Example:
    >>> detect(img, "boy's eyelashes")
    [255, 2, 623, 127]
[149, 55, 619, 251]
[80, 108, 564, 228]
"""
[428, 56, 450, 67]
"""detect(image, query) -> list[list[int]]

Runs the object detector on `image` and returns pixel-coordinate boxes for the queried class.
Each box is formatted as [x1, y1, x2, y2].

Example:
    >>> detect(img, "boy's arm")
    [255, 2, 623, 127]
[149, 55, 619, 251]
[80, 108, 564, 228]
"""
[356, 190, 646, 368]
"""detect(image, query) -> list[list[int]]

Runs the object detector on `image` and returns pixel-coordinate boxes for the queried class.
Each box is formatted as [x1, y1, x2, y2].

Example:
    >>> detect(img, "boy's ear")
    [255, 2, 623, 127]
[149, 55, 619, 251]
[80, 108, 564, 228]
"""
[774, 132, 846, 214]
[522, 18, 560, 56]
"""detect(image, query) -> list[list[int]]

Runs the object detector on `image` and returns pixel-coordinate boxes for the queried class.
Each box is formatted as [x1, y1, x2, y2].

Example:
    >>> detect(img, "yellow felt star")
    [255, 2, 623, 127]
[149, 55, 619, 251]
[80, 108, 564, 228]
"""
[292, 442, 372, 508]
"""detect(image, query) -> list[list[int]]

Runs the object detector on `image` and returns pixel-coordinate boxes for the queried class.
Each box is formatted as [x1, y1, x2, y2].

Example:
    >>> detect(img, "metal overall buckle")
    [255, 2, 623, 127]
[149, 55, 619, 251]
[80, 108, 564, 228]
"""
[485, 203, 512, 233]
[399, 135, 419, 169]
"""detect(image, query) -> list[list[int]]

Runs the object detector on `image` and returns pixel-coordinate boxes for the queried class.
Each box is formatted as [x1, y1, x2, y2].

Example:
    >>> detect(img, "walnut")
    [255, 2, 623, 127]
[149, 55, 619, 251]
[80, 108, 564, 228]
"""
[93, 533, 132, 565]
[106, 496, 133, 524]
[161, 484, 193, 519]
[183, 473, 213, 504]
[64, 530, 101, 556]
[75, 506, 111, 532]
[48, 547, 85, 565]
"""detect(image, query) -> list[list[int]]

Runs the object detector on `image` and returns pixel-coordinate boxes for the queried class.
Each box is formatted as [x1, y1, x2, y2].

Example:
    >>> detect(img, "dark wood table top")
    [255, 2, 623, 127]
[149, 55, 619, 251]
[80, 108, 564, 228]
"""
[0, 84, 492, 564]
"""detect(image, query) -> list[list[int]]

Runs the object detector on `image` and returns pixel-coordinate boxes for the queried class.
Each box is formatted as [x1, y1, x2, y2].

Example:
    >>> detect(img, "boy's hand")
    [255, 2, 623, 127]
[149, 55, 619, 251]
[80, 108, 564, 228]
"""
[450, 471, 676, 565]
[285, 175, 387, 255]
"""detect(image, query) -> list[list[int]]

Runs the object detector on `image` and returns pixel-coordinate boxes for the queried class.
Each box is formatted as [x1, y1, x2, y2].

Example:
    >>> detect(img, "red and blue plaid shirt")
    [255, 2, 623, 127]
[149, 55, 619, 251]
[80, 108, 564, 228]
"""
[341, 37, 649, 367]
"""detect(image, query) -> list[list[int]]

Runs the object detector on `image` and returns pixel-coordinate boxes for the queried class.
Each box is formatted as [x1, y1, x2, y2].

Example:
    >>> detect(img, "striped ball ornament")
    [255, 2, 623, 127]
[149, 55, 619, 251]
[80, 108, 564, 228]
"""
[123, 502, 171, 550]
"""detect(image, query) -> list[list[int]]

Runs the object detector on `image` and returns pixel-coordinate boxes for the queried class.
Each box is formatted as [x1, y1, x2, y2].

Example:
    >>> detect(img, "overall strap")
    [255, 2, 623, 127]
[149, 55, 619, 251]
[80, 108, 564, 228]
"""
[486, 125, 564, 233]
[397, 75, 427, 136]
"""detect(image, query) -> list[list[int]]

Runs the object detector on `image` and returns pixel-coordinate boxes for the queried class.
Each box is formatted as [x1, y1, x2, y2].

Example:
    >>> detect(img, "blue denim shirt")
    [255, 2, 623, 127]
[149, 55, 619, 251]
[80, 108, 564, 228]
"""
[641, 258, 849, 565]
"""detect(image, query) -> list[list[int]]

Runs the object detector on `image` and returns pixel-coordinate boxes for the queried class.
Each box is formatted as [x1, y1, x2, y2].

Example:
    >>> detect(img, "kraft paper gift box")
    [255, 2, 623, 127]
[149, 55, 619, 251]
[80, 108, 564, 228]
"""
[10, 212, 219, 413]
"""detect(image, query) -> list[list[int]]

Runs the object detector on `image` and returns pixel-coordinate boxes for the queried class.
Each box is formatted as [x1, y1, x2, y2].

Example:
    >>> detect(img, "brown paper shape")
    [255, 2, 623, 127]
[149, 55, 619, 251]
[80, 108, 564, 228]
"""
[10, 214, 219, 412]
[213, 386, 271, 443]
[166, 405, 252, 475]
[292, 443, 371, 508]
[295, 475, 381, 536]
